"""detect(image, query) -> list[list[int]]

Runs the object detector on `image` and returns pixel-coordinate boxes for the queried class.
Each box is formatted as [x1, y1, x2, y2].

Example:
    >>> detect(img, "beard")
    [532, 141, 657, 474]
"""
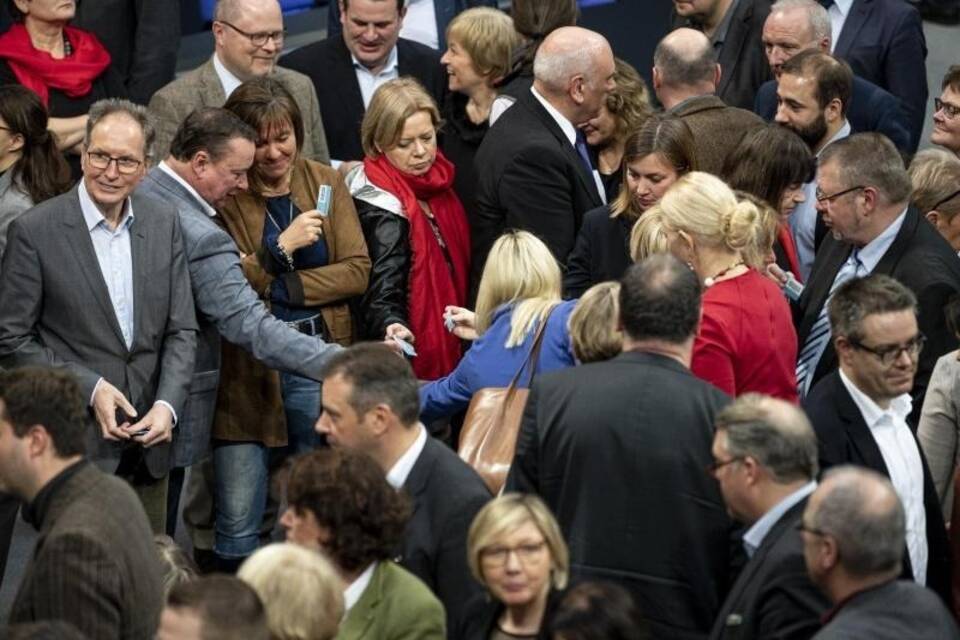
[782, 113, 829, 150]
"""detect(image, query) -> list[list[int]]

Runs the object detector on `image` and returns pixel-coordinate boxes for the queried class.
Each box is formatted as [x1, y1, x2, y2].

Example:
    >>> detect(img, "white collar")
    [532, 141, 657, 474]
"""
[343, 562, 377, 613]
[78, 180, 133, 232]
[158, 161, 217, 217]
[832, 0, 854, 16]
[855, 207, 907, 270]
[816, 119, 851, 157]
[742, 481, 817, 556]
[385, 424, 428, 489]
[212, 53, 244, 99]
[839, 369, 913, 428]
[530, 85, 577, 146]
[351, 45, 399, 75]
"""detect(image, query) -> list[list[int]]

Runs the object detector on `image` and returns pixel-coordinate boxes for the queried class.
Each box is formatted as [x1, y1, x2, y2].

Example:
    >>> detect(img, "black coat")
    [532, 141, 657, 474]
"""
[793, 208, 960, 419]
[708, 500, 829, 640]
[399, 436, 492, 637]
[455, 588, 564, 640]
[440, 92, 489, 238]
[473, 90, 605, 288]
[280, 36, 444, 162]
[506, 350, 739, 640]
[803, 371, 952, 608]
[353, 198, 410, 339]
[562, 205, 633, 299]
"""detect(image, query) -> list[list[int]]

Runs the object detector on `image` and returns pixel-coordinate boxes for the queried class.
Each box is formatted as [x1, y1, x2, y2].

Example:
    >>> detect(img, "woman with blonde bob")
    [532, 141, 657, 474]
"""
[629, 206, 670, 263]
[456, 493, 570, 640]
[419, 230, 577, 424]
[908, 149, 960, 253]
[568, 282, 623, 364]
[658, 172, 798, 401]
[238, 542, 345, 640]
[347, 77, 471, 380]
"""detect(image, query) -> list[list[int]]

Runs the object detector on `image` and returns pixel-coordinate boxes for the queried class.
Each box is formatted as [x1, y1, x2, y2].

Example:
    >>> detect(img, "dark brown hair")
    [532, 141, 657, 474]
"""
[509, 0, 578, 68]
[780, 49, 853, 117]
[723, 124, 815, 212]
[169, 107, 256, 164]
[0, 367, 86, 457]
[0, 85, 72, 204]
[167, 575, 270, 640]
[321, 343, 421, 427]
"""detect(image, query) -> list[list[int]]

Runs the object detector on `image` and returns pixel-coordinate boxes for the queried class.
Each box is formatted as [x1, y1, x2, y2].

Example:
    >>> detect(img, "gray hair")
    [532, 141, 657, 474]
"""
[908, 148, 960, 217]
[770, 0, 831, 43]
[83, 98, 156, 162]
[828, 274, 917, 342]
[653, 31, 717, 88]
[811, 466, 905, 578]
[819, 133, 913, 204]
[715, 394, 818, 483]
[533, 37, 604, 93]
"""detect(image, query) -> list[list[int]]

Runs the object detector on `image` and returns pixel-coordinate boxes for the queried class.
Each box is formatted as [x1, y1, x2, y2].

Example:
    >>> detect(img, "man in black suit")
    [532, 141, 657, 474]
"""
[754, 0, 912, 152]
[801, 467, 959, 639]
[671, 0, 772, 110]
[506, 254, 737, 640]
[280, 0, 444, 164]
[473, 26, 614, 286]
[803, 274, 952, 605]
[315, 343, 491, 636]
[707, 394, 828, 640]
[830, 0, 927, 155]
[794, 133, 960, 409]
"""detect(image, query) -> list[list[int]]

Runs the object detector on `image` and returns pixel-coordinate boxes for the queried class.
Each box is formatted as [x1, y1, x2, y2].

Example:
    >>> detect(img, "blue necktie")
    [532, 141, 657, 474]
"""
[574, 131, 594, 175]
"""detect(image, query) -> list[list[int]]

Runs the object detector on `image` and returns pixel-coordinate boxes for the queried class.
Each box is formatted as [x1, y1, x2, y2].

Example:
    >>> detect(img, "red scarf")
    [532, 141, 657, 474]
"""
[364, 150, 471, 380]
[0, 24, 111, 107]
[776, 223, 803, 283]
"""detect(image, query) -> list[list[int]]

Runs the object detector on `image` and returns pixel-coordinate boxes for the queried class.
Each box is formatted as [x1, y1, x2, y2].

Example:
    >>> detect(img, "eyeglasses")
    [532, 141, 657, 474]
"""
[847, 333, 926, 366]
[217, 20, 286, 47]
[815, 185, 865, 204]
[705, 456, 743, 475]
[795, 522, 828, 537]
[935, 97, 960, 120]
[86, 150, 143, 175]
[480, 541, 547, 567]
[933, 188, 960, 211]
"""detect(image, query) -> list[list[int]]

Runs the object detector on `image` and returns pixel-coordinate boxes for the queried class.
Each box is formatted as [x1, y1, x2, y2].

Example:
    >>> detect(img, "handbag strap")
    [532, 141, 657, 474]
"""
[505, 305, 557, 392]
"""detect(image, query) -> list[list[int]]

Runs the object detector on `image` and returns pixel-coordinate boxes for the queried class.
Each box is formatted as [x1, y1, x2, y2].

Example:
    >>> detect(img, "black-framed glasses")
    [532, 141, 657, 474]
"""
[933, 189, 960, 211]
[815, 185, 865, 204]
[217, 20, 286, 47]
[480, 541, 548, 566]
[706, 456, 743, 475]
[935, 97, 960, 119]
[85, 150, 143, 175]
[795, 522, 828, 537]
[847, 333, 926, 366]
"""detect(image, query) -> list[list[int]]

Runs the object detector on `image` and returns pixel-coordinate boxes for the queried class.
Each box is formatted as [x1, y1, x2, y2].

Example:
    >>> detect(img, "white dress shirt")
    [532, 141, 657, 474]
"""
[400, 0, 439, 50]
[158, 161, 217, 217]
[343, 562, 377, 613]
[840, 369, 928, 586]
[212, 53, 244, 99]
[385, 423, 428, 489]
[742, 481, 817, 557]
[354, 46, 400, 109]
[827, 0, 854, 53]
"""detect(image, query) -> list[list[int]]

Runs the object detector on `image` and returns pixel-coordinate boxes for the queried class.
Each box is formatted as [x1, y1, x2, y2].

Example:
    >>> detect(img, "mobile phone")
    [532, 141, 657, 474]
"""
[444, 315, 456, 332]
[316, 185, 332, 217]
[392, 335, 417, 358]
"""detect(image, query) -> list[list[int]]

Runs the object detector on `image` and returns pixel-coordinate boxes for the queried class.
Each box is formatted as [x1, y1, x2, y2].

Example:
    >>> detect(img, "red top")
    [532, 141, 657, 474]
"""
[692, 268, 799, 402]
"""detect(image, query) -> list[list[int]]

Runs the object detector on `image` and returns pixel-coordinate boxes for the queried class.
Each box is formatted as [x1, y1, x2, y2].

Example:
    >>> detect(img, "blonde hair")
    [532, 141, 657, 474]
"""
[629, 208, 670, 262]
[658, 171, 761, 255]
[475, 231, 562, 348]
[153, 534, 198, 599]
[908, 148, 960, 217]
[446, 8, 521, 82]
[568, 282, 622, 363]
[467, 493, 569, 590]
[733, 191, 780, 269]
[238, 543, 345, 640]
[361, 77, 442, 158]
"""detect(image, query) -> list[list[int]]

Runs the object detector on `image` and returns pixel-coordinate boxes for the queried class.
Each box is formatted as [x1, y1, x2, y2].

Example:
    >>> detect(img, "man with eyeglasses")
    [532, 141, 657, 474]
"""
[706, 394, 828, 640]
[800, 466, 959, 639]
[148, 0, 330, 164]
[932, 65, 960, 158]
[0, 99, 198, 534]
[802, 274, 951, 607]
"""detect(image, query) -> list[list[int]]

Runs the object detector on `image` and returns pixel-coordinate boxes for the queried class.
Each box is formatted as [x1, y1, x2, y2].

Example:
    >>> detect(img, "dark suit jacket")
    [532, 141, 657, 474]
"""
[670, 95, 765, 176]
[672, 0, 773, 110]
[812, 580, 959, 639]
[473, 89, 605, 287]
[793, 207, 960, 416]
[803, 371, 952, 606]
[280, 36, 445, 162]
[562, 205, 633, 299]
[753, 76, 914, 153]
[708, 500, 829, 640]
[0, 186, 198, 477]
[9, 462, 164, 640]
[833, 0, 927, 152]
[399, 435, 491, 636]
[506, 350, 737, 640]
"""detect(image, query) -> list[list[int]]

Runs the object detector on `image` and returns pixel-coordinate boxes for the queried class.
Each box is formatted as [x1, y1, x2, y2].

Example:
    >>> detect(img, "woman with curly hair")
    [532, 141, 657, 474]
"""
[280, 448, 446, 640]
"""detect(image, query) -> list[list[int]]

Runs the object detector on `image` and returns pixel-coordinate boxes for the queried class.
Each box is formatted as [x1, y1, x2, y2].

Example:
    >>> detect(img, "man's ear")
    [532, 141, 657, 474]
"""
[190, 150, 211, 177]
[825, 97, 843, 124]
[652, 66, 662, 91]
[926, 210, 943, 228]
[570, 75, 587, 106]
[25, 424, 51, 460]
[712, 63, 722, 89]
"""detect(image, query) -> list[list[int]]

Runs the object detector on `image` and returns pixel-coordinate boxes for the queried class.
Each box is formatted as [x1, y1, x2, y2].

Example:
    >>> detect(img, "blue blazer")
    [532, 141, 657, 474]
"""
[419, 300, 577, 423]
[832, 0, 927, 151]
[754, 76, 914, 153]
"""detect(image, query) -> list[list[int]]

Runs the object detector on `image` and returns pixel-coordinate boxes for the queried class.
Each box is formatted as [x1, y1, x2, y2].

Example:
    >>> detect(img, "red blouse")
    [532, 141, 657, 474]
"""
[692, 268, 799, 402]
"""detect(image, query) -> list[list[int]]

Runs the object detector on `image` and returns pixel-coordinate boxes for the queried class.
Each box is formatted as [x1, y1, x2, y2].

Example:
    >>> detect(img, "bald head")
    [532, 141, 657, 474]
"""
[653, 28, 719, 94]
[214, 0, 280, 22]
[764, 0, 831, 76]
[533, 27, 616, 126]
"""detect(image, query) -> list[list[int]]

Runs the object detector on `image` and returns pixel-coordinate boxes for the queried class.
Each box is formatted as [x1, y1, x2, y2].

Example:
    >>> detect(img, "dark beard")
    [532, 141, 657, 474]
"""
[781, 113, 828, 150]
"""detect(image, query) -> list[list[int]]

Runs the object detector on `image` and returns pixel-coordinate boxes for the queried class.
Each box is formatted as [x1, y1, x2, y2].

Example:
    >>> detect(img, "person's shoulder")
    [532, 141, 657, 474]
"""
[397, 37, 442, 63]
[280, 38, 338, 69]
[271, 66, 321, 99]
[378, 561, 446, 614]
[581, 205, 613, 226]
[422, 437, 490, 494]
[132, 190, 180, 223]
[151, 61, 208, 99]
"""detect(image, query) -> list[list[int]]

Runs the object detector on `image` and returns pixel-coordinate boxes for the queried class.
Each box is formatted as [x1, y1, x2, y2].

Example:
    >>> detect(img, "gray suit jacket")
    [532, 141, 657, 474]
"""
[0, 170, 34, 263]
[137, 167, 341, 467]
[0, 186, 197, 477]
[147, 57, 330, 164]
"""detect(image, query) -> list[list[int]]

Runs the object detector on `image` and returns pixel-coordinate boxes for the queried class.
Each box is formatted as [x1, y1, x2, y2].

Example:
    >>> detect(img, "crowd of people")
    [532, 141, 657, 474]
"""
[1, 0, 960, 638]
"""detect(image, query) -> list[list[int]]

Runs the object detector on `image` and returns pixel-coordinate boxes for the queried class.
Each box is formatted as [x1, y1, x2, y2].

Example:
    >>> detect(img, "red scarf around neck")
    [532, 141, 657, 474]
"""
[363, 150, 471, 380]
[0, 24, 111, 107]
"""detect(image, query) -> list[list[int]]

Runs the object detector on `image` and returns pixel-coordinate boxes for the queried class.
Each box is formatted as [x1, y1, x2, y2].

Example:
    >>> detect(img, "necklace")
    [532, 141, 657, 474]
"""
[704, 260, 745, 287]
[265, 198, 294, 234]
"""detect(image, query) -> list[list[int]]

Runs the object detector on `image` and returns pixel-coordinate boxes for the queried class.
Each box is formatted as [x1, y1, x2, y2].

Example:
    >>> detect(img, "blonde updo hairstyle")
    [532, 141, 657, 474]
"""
[361, 77, 442, 158]
[568, 282, 622, 363]
[629, 207, 670, 262]
[657, 172, 761, 259]
[733, 191, 780, 270]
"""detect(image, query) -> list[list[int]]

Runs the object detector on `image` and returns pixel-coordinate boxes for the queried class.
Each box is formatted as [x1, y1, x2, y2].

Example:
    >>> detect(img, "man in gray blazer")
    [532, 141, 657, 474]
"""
[148, 0, 329, 163]
[0, 99, 197, 532]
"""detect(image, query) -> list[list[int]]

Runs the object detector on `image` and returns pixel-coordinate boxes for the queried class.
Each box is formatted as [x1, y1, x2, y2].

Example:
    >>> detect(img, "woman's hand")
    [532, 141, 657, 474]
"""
[385, 323, 415, 343]
[278, 210, 325, 253]
[444, 306, 478, 341]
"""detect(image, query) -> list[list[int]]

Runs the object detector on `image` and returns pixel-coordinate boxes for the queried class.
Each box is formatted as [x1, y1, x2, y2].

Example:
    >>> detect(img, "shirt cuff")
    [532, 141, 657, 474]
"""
[153, 400, 178, 427]
[89, 377, 104, 407]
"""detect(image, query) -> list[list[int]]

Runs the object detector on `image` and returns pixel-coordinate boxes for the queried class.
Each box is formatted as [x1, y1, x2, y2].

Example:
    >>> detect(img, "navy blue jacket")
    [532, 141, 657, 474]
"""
[754, 76, 914, 153]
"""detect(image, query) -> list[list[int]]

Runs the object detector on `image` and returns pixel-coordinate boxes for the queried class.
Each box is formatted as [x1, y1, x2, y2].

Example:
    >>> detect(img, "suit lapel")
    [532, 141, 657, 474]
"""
[334, 36, 369, 125]
[197, 58, 227, 106]
[129, 198, 149, 352]
[797, 237, 851, 341]
[872, 207, 918, 276]
[715, 0, 751, 99]
[341, 563, 383, 639]
[834, 376, 891, 475]
[834, 0, 872, 59]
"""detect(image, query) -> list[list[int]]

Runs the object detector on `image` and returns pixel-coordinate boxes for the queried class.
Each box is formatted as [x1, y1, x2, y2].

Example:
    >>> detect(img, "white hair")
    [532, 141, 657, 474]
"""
[770, 0, 832, 43]
[533, 39, 604, 92]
